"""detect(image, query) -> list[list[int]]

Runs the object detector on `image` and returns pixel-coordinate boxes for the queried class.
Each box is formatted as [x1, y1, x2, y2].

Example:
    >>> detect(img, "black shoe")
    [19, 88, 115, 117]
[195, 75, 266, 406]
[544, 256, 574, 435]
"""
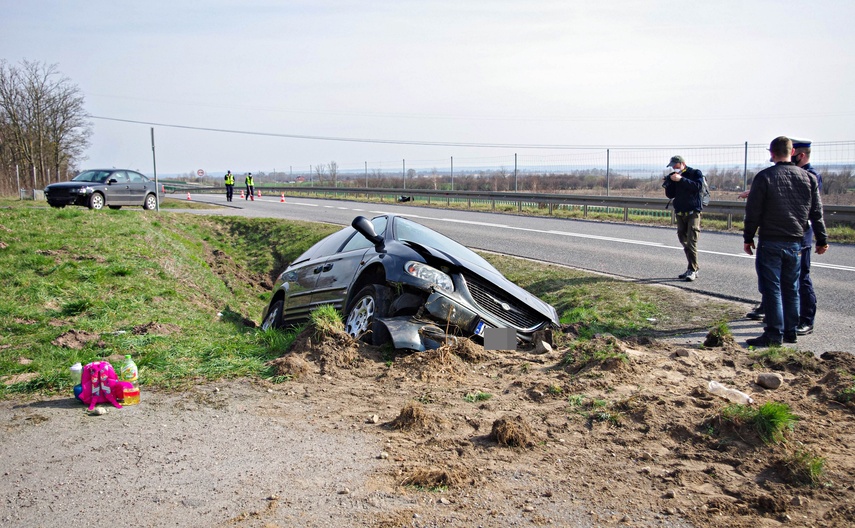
[783, 333, 797, 344]
[746, 334, 782, 348]
[678, 269, 691, 279]
[796, 323, 814, 336]
[746, 304, 764, 320]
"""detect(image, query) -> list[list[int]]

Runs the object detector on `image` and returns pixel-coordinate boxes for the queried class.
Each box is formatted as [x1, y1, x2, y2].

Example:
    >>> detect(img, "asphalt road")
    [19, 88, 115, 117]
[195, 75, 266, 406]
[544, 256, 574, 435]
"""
[177, 192, 855, 354]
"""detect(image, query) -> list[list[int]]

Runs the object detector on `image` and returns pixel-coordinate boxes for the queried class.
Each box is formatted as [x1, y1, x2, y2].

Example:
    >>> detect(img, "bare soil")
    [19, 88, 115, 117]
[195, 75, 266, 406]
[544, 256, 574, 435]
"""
[2, 324, 854, 528]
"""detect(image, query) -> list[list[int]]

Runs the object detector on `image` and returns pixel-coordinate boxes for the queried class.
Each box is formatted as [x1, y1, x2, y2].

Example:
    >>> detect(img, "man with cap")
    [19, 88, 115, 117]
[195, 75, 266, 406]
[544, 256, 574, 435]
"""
[743, 138, 824, 334]
[663, 155, 705, 281]
[224, 170, 235, 202]
[743, 136, 828, 348]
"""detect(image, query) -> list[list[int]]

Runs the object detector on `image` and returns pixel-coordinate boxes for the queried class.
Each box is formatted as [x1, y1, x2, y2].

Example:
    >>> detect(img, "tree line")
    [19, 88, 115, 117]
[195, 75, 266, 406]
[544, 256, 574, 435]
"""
[0, 60, 91, 195]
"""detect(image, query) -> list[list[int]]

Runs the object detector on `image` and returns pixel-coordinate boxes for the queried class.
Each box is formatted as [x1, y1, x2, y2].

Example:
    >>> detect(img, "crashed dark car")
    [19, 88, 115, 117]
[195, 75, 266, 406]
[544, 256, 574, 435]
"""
[44, 169, 159, 210]
[261, 215, 559, 351]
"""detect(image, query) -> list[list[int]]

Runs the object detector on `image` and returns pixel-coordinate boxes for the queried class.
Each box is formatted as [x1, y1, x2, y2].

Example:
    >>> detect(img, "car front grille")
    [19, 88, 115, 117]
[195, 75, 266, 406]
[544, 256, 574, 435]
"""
[462, 273, 545, 330]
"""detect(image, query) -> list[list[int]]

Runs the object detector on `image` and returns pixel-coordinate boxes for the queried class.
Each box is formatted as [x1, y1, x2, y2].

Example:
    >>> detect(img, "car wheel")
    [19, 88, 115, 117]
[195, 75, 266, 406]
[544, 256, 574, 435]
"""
[344, 284, 391, 345]
[88, 192, 105, 210]
[261, 300, 284, 331]
[108, 205, 122, 210]
[143, 193, 157, 210]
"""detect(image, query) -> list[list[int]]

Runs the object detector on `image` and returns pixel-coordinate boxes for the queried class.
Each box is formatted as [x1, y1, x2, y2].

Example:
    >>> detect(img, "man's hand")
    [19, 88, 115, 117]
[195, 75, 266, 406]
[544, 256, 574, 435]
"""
[738, 190, 750, 199]
[744, 242, 755, 256]
[816, 244, 829, 255]
[669, 172, 682, 182]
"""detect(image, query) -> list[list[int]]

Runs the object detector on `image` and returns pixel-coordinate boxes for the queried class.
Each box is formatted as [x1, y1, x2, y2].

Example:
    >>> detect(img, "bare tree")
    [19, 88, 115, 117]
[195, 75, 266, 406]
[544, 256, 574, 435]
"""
[313, 164, 326, 185]
[327, 160, 338, 186]
[0, 60, 91, 193]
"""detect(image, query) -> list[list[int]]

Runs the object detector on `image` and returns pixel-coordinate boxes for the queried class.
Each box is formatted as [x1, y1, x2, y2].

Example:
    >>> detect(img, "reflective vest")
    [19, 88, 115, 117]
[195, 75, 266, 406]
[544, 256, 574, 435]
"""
[245, 175, 254, 186]
[224, 173, 234, 185]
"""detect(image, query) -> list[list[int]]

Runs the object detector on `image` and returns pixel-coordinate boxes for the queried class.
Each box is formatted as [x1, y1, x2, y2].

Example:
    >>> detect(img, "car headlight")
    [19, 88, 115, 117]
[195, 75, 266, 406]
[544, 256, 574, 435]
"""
[72, 187, 93, 195]
[405, 261, 454, 292]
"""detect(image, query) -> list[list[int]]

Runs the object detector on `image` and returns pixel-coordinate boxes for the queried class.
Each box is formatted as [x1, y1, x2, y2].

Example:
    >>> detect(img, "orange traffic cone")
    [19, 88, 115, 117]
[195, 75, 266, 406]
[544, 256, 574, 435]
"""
[161, 184, 166, 193]
[280, 192, 286, 203]
[186, 192, 191, 200]
[240, 189, 245, 199]
[257, 190, 261, 197]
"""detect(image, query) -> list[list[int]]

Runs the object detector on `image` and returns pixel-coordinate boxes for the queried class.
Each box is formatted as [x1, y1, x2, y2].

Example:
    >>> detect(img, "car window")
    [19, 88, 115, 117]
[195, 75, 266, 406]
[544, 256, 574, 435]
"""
[339, 216, 387, 253]
[111, 171, 129, 183]
[128, 171, 146, 183]
[295, 227, 354, 263]
[73, 170, 112, 183]
[393, 217, 497, 271]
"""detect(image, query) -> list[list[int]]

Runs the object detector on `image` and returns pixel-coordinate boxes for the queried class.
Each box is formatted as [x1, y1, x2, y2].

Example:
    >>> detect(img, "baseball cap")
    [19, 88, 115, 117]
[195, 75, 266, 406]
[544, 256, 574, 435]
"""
[667, 155, 685, 168]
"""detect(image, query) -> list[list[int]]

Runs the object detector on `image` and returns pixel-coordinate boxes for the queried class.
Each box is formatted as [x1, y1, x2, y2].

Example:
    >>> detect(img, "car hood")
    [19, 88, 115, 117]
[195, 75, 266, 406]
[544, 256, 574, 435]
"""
[400, 240, 559, 324]
[45, 181, 101, 189]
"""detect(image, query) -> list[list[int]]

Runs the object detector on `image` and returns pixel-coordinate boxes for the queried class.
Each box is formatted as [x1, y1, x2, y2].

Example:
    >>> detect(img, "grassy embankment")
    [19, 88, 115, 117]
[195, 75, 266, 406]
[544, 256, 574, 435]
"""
[0, 199, 742, 397]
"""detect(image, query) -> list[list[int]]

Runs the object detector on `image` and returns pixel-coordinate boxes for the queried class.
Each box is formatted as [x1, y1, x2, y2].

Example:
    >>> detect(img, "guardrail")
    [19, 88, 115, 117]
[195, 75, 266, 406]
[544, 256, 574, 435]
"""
[166, 185, 855, 227]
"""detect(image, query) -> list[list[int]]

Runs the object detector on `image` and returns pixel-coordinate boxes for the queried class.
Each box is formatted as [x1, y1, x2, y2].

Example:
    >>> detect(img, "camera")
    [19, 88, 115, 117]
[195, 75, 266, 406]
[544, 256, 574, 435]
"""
[662, 171, 677, 187]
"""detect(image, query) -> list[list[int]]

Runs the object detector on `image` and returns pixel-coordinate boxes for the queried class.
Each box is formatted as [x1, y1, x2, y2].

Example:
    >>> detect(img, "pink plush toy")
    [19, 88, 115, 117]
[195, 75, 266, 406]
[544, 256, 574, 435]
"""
[79, 361, 133, 410]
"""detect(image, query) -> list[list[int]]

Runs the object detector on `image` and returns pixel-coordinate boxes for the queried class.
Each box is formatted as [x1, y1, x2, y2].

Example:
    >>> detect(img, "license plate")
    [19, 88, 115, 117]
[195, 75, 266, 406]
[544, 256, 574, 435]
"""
[474, 321, 486, 337]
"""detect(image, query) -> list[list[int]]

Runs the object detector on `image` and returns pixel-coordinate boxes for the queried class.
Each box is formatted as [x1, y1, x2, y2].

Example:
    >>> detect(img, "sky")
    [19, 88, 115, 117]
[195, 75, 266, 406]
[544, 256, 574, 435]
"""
[3, 0, 855, 176]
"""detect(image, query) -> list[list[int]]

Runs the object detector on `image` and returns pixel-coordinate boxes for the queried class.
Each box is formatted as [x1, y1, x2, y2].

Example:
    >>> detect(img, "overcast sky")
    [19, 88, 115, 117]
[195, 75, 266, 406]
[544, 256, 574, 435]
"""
[3, 0, 854, 175]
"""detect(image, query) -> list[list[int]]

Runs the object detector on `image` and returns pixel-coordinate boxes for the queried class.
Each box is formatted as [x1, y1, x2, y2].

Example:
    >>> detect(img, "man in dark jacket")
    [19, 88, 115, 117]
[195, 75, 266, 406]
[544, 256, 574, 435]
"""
[791, 139, 823, 335]
[743, 136, 829, 348]
[663, 155, 704, 281]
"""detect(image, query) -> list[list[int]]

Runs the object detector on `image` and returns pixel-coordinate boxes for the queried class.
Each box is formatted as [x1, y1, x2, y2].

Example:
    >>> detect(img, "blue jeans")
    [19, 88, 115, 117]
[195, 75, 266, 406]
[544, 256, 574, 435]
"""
[755, 240, 801, 340]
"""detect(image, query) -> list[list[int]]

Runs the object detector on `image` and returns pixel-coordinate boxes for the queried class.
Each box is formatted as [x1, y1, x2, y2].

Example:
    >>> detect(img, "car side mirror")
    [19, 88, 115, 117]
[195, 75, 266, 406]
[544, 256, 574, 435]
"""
[352, 216, 384, 248]
[107, 178, 118, 184]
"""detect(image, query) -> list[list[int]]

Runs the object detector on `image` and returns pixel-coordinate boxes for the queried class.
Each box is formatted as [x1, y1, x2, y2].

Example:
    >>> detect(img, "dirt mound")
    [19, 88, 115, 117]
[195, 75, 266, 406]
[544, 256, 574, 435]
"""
[266, 354, 312, 379]
[132, 321, 181, 335]
[490, 415, 538, 447]
[51, 329, 105, 349]
[395, 347, 470, 383]
[389, 402, 444, 433]
[289, 325, 367, 375]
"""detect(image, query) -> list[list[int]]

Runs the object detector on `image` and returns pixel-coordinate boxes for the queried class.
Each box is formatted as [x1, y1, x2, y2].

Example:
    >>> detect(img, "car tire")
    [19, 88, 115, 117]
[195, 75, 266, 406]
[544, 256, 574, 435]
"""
[88, 192, 105, 210]
[344, 284, 392, 345]
[143, 193, 157, 210]
[108, 205, 122, 210]
[261, 300, 284, 331]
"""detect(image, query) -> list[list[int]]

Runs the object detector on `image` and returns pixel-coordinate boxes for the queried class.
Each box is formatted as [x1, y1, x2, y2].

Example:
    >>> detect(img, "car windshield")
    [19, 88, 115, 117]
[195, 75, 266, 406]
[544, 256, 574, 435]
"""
[393, 217, 497, 272]
[72, 170, 113, 183]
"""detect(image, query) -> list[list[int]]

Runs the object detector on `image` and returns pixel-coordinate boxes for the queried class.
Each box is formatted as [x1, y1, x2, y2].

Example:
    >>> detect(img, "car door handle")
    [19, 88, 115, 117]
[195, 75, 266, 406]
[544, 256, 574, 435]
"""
[322, 263, 334, 272]
[313, 266, 322, 274]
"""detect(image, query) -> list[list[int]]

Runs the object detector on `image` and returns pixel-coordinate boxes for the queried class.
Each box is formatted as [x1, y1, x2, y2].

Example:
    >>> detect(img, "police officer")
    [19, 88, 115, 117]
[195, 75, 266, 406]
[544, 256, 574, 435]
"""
[791, 138, 823, 335]
[245, 172, 255, 201]
[224, 170, 235, 202]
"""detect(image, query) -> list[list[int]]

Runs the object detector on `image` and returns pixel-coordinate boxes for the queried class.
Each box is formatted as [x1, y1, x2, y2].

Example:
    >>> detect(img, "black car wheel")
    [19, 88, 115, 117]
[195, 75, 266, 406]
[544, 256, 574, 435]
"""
[88, 192, 105, 210]
[344, 284, 391, 345]
[108, 205, 122, 210]
[143, 193, 157, 210]
[261, 300, 284, 331]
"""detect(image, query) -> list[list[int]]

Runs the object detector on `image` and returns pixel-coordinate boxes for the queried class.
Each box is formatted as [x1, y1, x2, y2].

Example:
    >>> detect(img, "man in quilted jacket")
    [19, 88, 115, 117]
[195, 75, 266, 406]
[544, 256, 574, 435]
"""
[743, 136, 828, 347]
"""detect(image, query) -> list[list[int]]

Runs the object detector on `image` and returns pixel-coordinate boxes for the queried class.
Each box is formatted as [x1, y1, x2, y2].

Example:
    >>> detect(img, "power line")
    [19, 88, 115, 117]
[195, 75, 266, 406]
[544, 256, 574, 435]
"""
[87, 115, 753, 150]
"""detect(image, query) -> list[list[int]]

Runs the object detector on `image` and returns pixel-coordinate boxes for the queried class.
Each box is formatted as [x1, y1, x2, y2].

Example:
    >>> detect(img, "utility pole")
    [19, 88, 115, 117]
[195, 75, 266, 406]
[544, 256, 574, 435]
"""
[151, 127, 160, 211]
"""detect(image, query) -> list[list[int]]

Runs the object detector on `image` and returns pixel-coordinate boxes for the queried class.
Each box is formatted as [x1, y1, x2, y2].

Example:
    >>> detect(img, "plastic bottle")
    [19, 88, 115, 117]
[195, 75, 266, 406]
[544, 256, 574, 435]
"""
[707, 381, 754, 404]
[120, 355, 140, 405]
[70, 362, 82, 385]
[120, 355, 138, 387]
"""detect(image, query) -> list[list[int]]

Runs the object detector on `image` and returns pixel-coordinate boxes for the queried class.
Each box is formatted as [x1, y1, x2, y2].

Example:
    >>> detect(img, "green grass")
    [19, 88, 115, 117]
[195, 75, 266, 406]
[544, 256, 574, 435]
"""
[749, 347, 819, 371]
[783, 449, 827, 487]
[0, 198, 747, 397]
[720, 402, 798, 444]
[463, 391, 493, 403]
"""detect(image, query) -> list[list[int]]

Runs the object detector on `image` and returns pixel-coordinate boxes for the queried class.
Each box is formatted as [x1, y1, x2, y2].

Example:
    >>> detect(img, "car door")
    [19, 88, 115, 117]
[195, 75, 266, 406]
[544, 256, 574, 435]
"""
[311, 216, 388, 311]
[280, 227, 354, 325]
[106, 171, 131, 205]
[126, 171, 150, 205]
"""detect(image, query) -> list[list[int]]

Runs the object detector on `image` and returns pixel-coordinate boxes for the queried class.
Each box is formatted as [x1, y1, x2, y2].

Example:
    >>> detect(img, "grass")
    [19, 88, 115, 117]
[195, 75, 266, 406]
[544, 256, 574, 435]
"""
[720, 401, 798, 444]
[783, 449, 827, 487]
[749, 347, 819, 371]
[463, 391, 493, 403]
[0, 198, 745, 397]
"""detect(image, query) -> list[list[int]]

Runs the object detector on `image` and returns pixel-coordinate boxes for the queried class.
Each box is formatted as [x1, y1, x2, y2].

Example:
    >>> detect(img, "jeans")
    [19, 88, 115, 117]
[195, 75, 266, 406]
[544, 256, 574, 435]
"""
[675, 212, 700, 271]
[799, 245, 816, 325]
[755, 239, 801, 340]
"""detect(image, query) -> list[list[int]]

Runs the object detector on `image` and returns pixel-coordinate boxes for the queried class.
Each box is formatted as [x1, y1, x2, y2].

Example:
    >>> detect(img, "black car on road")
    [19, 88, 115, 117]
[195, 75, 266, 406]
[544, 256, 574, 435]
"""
[261, 215, 559, 351]
[45, 169, 158, 210]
